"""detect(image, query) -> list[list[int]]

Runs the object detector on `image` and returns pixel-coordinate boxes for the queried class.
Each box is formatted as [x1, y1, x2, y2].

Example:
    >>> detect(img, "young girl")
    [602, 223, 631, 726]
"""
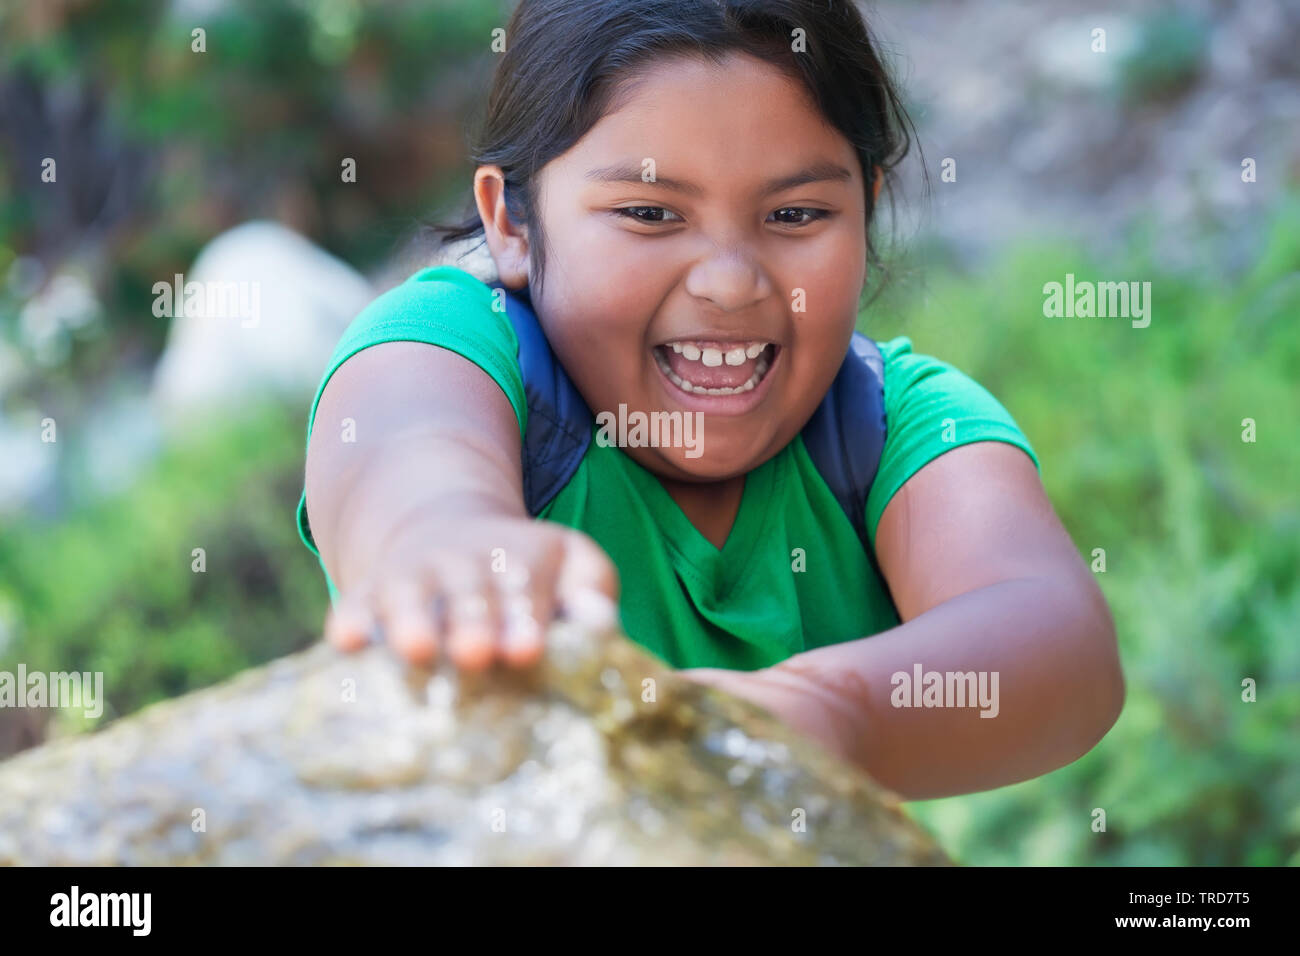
[298, 0, 1124, 800]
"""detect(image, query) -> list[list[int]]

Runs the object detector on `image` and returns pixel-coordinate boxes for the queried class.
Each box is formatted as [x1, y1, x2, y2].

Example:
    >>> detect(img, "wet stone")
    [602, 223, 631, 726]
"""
[0, 621, 950, 866]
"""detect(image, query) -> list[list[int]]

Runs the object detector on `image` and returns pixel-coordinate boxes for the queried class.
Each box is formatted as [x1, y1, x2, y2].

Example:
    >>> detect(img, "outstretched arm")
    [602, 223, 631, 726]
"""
[306, 341, 617, 669]
[682, 442, 1125, 800]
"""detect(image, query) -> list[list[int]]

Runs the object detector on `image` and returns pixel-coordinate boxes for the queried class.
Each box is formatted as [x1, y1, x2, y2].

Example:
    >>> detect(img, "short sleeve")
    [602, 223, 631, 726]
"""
[864, 336, 1039, 547]
[295, 265, 527, 560]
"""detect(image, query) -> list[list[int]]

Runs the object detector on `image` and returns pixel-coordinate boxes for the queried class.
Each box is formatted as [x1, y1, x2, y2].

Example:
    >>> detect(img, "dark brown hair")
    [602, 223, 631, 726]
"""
[432, 0, 918, 300]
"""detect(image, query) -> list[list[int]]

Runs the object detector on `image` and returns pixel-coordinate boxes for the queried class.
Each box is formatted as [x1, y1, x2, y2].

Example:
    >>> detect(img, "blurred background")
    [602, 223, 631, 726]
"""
[0, 0, 1296, 865]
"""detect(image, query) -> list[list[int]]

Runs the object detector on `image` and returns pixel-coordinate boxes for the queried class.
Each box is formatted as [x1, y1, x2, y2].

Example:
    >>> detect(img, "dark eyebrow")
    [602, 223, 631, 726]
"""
[584, 160, 854, 198]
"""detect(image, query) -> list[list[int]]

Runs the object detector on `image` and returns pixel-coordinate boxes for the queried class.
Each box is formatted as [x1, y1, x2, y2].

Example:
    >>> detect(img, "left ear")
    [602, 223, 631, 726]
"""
[871, 166, 883, 204]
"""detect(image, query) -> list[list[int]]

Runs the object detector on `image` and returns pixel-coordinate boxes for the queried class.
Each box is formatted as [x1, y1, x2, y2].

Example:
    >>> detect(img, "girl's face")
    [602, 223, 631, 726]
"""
[511, 53, 868, 482]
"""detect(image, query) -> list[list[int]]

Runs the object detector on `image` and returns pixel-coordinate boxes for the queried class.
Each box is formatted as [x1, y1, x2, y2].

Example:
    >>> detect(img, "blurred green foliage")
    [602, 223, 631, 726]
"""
[0, 405, 325, 735]
[883, 197, 1300, 866]
[0, 0, 503, 365]
[1117, 6, 1210, 104]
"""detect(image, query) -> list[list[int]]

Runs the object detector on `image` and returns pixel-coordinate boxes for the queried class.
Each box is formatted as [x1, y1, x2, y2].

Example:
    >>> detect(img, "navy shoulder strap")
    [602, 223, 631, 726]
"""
[494, 285, 593, 515]
[800, 332, 888, 553]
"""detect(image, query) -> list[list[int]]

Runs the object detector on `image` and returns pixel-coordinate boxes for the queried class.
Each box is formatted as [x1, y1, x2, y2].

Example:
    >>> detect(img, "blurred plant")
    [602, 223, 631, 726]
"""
[883, 195, 1300, 866]
[0, 0, 506, 377]
[1117, 6, 1209, 104]
[0, 403, 326, 744]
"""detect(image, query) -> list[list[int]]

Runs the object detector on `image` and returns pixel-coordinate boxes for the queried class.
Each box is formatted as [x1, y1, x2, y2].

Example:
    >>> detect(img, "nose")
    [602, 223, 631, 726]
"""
[683, 246, 773, 313]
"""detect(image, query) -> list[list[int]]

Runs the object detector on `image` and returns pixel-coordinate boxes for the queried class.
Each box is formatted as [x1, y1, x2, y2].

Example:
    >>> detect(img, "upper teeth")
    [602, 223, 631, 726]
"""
[654, 344, 774, 396]
[669, 341, 770, 364]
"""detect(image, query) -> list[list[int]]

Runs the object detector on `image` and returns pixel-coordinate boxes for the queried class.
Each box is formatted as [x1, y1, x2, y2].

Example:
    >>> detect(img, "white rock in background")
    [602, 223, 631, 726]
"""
[1029, 16, 1139, 90]
[75, 392, 162, 500]
[0, 412, 57, 517]
[150, 220, 374, 424]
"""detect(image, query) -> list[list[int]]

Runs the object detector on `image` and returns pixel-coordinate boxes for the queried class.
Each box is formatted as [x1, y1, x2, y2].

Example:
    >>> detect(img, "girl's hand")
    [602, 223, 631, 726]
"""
[323, 514, 620, 671]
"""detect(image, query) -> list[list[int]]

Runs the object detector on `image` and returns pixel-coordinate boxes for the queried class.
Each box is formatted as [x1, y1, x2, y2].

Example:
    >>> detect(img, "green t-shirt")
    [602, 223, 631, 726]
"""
[297, 265, 1039, 670]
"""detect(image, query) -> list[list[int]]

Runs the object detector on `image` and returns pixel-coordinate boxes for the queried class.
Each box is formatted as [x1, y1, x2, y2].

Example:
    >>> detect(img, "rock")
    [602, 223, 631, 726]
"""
[149, 220, 374, 425]
[0, 622, 949, 865]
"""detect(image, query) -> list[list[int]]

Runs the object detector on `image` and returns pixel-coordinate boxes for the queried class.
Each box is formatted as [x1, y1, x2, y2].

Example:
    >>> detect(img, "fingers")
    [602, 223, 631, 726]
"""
[445, 587, 499, 672]
[324, 524, 622, 670]
[325, 591, 376, 652]
[381, 578, 440, 667]
[328, 574, 443, 666]
[494, 570, 539, 669]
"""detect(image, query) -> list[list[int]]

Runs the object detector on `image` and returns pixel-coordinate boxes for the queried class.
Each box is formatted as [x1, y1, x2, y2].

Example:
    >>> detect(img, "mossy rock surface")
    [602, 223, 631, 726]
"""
[0, 625, 949, 866]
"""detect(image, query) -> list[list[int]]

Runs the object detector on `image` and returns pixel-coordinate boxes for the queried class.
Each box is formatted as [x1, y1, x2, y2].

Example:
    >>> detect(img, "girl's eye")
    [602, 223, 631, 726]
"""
[769, 207, 831, 226]
[614, 206, 830, 226]
[616, 206, 683, 224]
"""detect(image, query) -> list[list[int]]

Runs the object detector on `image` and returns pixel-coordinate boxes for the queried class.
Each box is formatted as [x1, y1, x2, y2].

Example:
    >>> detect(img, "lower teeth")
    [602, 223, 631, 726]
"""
[654, 348, 770, 395]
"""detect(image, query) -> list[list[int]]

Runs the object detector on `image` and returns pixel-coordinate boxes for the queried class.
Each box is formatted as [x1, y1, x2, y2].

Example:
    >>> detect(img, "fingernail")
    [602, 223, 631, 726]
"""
[449, 627, 494, 670]
[327, 604, 374, 648]
[391, 615, 438, 664]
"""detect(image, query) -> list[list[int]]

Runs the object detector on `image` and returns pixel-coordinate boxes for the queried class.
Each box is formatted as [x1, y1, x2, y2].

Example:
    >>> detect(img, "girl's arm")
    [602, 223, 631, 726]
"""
[683, 441, 1125, 800]
[305, 340, 617, 668]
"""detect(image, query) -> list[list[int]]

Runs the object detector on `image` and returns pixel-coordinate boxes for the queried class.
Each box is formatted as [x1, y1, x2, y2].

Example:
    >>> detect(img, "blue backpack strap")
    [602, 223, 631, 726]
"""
[801, 332, 888, 557]
[494, 284, 593, 515]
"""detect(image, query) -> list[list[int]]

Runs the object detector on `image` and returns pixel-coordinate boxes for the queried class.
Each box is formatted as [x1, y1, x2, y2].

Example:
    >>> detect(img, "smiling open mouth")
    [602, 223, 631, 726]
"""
[652, 340, 778, 396]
